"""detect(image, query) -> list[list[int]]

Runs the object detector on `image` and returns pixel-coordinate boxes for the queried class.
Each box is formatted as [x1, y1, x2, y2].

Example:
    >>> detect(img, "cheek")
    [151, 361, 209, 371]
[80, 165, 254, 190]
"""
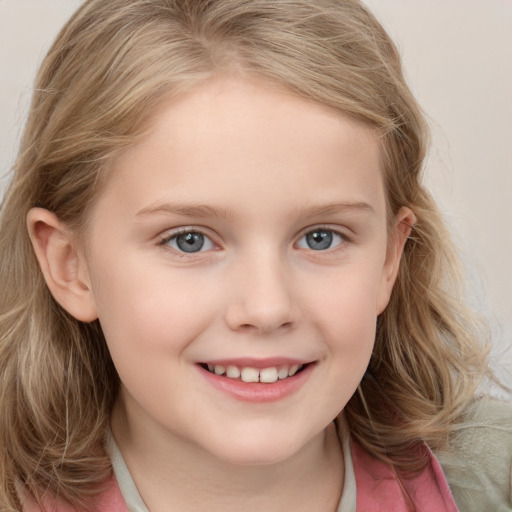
[321, 295, 377, 371]
[88, 262, 225, 418]
[305, 260, 383, 375]
[89, 263, 205, 415]
[308, 258, 385, 325]
[89, 251, 215, 343]
[305, 295, 377, 428]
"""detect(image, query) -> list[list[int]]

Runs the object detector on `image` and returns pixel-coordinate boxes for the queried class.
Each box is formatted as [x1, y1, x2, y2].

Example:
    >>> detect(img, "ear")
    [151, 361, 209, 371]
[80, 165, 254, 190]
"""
[376, 206, 416, 314]
[27, 208, 98, 322]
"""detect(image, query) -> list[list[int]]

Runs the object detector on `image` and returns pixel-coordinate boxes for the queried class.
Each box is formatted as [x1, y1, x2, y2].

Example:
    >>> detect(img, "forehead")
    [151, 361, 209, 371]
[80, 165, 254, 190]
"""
[95, 76, 385, 220]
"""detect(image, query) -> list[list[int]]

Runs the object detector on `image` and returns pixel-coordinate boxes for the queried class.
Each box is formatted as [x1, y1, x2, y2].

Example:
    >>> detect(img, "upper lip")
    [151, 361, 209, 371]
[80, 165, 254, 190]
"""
[198, 357, 312, 369]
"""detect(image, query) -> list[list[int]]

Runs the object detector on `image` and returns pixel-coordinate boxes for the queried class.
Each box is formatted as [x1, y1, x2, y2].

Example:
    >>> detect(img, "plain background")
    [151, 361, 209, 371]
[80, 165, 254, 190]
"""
[0, 0, 511, 376]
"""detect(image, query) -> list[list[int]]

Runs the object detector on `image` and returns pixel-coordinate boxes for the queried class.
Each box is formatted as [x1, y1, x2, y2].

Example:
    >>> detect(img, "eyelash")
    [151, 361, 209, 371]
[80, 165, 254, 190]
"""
[158, 226, 350, 255]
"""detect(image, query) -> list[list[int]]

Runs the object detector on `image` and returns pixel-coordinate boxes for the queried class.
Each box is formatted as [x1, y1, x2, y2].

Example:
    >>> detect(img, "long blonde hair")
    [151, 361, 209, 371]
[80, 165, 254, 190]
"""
[0, 0, 491, 509]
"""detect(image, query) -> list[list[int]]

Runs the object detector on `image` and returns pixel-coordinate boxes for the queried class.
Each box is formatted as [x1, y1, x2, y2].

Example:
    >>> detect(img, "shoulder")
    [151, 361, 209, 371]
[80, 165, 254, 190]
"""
[22, 476, 129, 512]
[436, 398, 512, 512]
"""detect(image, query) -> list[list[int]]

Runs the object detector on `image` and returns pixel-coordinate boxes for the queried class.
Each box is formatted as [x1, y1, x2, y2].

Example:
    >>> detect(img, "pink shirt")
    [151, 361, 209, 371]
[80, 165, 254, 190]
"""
[351, 439, 458, 511]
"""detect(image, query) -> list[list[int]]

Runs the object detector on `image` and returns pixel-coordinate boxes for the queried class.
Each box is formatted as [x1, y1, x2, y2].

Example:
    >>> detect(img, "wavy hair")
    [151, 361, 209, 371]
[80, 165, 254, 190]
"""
[0, 0, 492, 509]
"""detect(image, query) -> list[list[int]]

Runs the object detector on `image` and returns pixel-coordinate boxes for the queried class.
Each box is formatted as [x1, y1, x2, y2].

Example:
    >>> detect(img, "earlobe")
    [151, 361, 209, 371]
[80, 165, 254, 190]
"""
[377, 206, 416, 314]
[27, 208, 98, 322]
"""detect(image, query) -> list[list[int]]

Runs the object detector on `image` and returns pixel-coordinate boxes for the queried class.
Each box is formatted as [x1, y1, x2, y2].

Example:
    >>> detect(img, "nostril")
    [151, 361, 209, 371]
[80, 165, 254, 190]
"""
[237, 320, 293, 334]
[239, 323, 257, 332]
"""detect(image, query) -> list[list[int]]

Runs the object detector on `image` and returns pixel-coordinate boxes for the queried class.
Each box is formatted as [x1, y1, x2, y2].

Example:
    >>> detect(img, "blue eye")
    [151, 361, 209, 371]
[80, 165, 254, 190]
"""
[165, 231, 215, 253]
[297, 229, 344, 251]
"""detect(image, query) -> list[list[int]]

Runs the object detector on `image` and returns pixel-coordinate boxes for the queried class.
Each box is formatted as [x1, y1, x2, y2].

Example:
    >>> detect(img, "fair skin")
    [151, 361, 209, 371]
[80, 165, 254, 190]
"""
[28, 76, 413, 512]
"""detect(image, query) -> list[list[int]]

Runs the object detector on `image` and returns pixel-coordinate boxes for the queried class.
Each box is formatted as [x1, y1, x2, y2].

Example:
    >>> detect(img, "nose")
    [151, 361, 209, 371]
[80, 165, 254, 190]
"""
[224, 252, 297, 335]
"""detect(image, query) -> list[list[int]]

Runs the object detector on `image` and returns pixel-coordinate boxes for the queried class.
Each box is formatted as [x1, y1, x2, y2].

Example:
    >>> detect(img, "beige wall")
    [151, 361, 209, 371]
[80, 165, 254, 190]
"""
[1, 1, 511, 367]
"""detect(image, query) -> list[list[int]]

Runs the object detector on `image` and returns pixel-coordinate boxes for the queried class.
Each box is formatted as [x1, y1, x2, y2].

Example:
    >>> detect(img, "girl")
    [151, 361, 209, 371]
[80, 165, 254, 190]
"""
[0, 1, 510, 511]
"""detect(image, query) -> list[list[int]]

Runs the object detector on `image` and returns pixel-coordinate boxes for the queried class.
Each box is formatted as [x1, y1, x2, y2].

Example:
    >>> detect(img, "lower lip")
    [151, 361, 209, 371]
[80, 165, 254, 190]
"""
[197, 364, 315, 403]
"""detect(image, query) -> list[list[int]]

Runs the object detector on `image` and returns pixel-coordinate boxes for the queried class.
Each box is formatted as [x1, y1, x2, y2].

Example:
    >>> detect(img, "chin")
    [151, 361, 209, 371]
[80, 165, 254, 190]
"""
[202, 430, 313, 467]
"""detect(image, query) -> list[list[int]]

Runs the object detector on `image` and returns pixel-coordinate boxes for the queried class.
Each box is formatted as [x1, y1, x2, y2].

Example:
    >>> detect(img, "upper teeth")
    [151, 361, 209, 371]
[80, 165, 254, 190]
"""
[207, 364, 302, 383]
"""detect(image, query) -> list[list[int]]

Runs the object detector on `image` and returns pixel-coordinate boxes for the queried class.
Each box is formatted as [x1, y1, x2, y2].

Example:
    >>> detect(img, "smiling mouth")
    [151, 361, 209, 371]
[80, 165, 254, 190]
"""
[199, 363, 309, 383]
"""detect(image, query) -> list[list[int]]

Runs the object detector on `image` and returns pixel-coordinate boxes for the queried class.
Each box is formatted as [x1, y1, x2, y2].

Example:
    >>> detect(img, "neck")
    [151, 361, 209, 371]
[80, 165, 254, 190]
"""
[111, 400, 344, 512]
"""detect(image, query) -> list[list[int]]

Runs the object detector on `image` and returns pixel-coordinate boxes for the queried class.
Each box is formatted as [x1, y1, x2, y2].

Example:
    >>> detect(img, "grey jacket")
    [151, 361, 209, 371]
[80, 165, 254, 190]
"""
[437, 399, 512, 511]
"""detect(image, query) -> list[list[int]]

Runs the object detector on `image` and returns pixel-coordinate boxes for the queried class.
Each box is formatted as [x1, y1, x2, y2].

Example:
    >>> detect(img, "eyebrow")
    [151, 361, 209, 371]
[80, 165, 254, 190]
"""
[135, 200, 374, 219]
[136, 202, 235, 219]
[295, 201, 375, 217]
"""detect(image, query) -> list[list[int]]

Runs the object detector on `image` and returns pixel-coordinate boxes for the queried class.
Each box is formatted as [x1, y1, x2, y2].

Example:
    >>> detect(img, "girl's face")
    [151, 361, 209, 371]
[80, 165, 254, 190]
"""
[79, 77, 408, 465]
